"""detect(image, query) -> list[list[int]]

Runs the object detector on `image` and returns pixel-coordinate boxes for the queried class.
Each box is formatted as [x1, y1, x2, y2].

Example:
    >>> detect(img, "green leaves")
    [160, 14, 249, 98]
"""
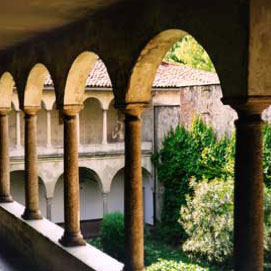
[153, 117, 234, 244]
[100, 212, 125, 261]
[179, 178, 234, 265]
[164, 35, 215, 73]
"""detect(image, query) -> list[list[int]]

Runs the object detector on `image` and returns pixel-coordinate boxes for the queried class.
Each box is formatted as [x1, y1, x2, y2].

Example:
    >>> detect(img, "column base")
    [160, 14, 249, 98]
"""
[0, 195, 13, 203]
[59, 231, 86, 247]
[21, 209, 43, 220]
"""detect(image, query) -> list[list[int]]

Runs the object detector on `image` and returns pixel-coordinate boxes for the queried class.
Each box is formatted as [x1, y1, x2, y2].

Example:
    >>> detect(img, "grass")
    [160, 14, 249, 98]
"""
[88, 234, 218, 271]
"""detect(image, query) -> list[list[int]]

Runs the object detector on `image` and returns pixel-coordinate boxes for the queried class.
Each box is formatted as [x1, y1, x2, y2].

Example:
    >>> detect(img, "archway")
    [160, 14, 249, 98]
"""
[80, 98, 103, 145]
[51, 167, 103, 224]
[10, 170, 47, 217]
[108, 168, 154, 225]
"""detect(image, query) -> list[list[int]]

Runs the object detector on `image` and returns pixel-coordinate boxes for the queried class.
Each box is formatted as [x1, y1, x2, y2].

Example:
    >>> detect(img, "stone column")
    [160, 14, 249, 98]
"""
[76, 113, 80, 146]
[230, 101, 268, 271]
[102, 109, 108, 145]
[59, 105, 85, 247]
[123, 105, 145, 271]
[46, 197, 53, 220]
[46, 110, 52, 148]
[102, 192, 109, 216]
[0, 109, 13, 202]
[22, 107, 42, 220]
[15, 110, 21, 148]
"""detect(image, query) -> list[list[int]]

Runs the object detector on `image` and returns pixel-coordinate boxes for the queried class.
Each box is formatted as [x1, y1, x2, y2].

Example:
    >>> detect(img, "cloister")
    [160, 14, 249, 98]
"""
[0, 1, 270, 271]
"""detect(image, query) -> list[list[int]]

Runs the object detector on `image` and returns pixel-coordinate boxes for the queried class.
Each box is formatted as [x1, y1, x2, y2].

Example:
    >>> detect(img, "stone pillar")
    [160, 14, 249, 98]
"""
[230, 101, 268, 271]
[0, 109, 13, 203]
[46, 197, 53, 220]
[76, 113, 80, 146]
[46, 110, 52, 148]
[102, 109, 108, 145]
[22, 107, 42, 220]
[59, 105, 85, 247]
[123, 105, 145, 271]
[102, 192, 109, 216]
[15, 110, 21, 148]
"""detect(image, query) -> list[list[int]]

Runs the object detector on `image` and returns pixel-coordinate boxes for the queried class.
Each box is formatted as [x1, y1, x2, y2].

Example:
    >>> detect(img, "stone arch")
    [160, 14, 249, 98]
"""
[63, 51, 98, 106]
[0, 72, 15, 108]
[10, 170, 47, 217]
[108, 167, 153, 224]
[79, 167, 103, 222]
[80, 97, 103, 144]
[51, 167, 103, 224]
[108, 99, 124, 143]
[23, 63, 51, 108]
[125, 29, 187, 105]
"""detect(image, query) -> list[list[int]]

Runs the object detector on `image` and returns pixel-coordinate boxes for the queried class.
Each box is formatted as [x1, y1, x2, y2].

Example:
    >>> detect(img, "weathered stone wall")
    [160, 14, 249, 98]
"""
[179, 84, 271, 137]
[179, 84, 237, 137]
[154, 105, 180, 149]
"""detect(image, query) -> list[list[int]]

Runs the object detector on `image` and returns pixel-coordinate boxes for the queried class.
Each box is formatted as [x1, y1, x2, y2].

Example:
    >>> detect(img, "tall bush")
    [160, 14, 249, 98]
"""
[179, 179, 271, 267]
[153, 118, 234, 243]
[100, 212, 125, 261]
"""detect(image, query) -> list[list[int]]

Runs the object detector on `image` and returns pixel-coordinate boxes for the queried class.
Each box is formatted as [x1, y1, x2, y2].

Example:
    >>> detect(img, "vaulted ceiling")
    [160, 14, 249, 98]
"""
[0, 0, 122, 50]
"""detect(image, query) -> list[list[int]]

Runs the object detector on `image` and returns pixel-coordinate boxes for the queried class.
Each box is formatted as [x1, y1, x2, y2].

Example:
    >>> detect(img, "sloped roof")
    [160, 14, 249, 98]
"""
[44, 60, 220, 88]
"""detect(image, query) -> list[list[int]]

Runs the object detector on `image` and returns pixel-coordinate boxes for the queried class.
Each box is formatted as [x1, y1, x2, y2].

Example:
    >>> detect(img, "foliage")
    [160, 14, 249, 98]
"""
[263, 123, 271, 187]
[164, 35, 215, 72]
[146, 260, 213, 271]
[180, 178, 271, 267]
[99, 212, 125, 261]
[179, 178, 234, 265]
[152, 117, 234, 243]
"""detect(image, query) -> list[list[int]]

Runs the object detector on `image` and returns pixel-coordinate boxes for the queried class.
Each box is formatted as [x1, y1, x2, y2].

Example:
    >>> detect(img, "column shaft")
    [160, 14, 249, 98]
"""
[22, 109, 42, 220]
[0, 111, 12, 202]
[102, 193, 109, 216]
[234, 114, 264, 271]
[46, 110, 52, 147]
[102, 109, 108, 145]
[76, 113, 80, 146]
[46, 197, 52, 220]
[15, 111, 21, 148]
[59, 107, 85, 247]
[124, 107, 144, 271]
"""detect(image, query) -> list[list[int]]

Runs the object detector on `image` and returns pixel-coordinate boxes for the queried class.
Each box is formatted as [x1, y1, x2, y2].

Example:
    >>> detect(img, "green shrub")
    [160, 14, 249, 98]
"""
[179, 178, 271, 267]
[100, 212, 125, 261]
[179, 178, 233, 265]
[264, 123, 271, 187]
[153, 117, 234, 243]
[146, 259, 213, 271]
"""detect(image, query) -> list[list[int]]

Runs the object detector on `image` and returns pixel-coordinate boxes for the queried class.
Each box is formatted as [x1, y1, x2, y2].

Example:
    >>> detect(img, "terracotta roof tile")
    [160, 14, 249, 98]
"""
[44, 60, 220, 88]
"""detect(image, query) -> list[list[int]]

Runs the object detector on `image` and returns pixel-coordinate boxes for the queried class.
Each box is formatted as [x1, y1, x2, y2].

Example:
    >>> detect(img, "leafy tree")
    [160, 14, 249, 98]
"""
[164, 35, 215, 73]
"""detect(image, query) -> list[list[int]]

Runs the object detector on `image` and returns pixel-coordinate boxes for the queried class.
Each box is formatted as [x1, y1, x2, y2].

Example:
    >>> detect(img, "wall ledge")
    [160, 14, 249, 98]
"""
[0, 201, 124, 271]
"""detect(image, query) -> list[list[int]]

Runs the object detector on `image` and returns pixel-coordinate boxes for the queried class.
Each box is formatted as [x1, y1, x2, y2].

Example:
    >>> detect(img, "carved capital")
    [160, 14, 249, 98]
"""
[23, 106, 40, 115]
[60, 104, 83, 116]
[120, 103, 148, 118]
[222, 96, 271, 119]
[0, 107, 10, 116]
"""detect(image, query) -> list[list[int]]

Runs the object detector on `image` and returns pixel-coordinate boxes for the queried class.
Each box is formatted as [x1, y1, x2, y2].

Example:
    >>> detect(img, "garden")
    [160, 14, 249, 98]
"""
[89, 118, 271, 271]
